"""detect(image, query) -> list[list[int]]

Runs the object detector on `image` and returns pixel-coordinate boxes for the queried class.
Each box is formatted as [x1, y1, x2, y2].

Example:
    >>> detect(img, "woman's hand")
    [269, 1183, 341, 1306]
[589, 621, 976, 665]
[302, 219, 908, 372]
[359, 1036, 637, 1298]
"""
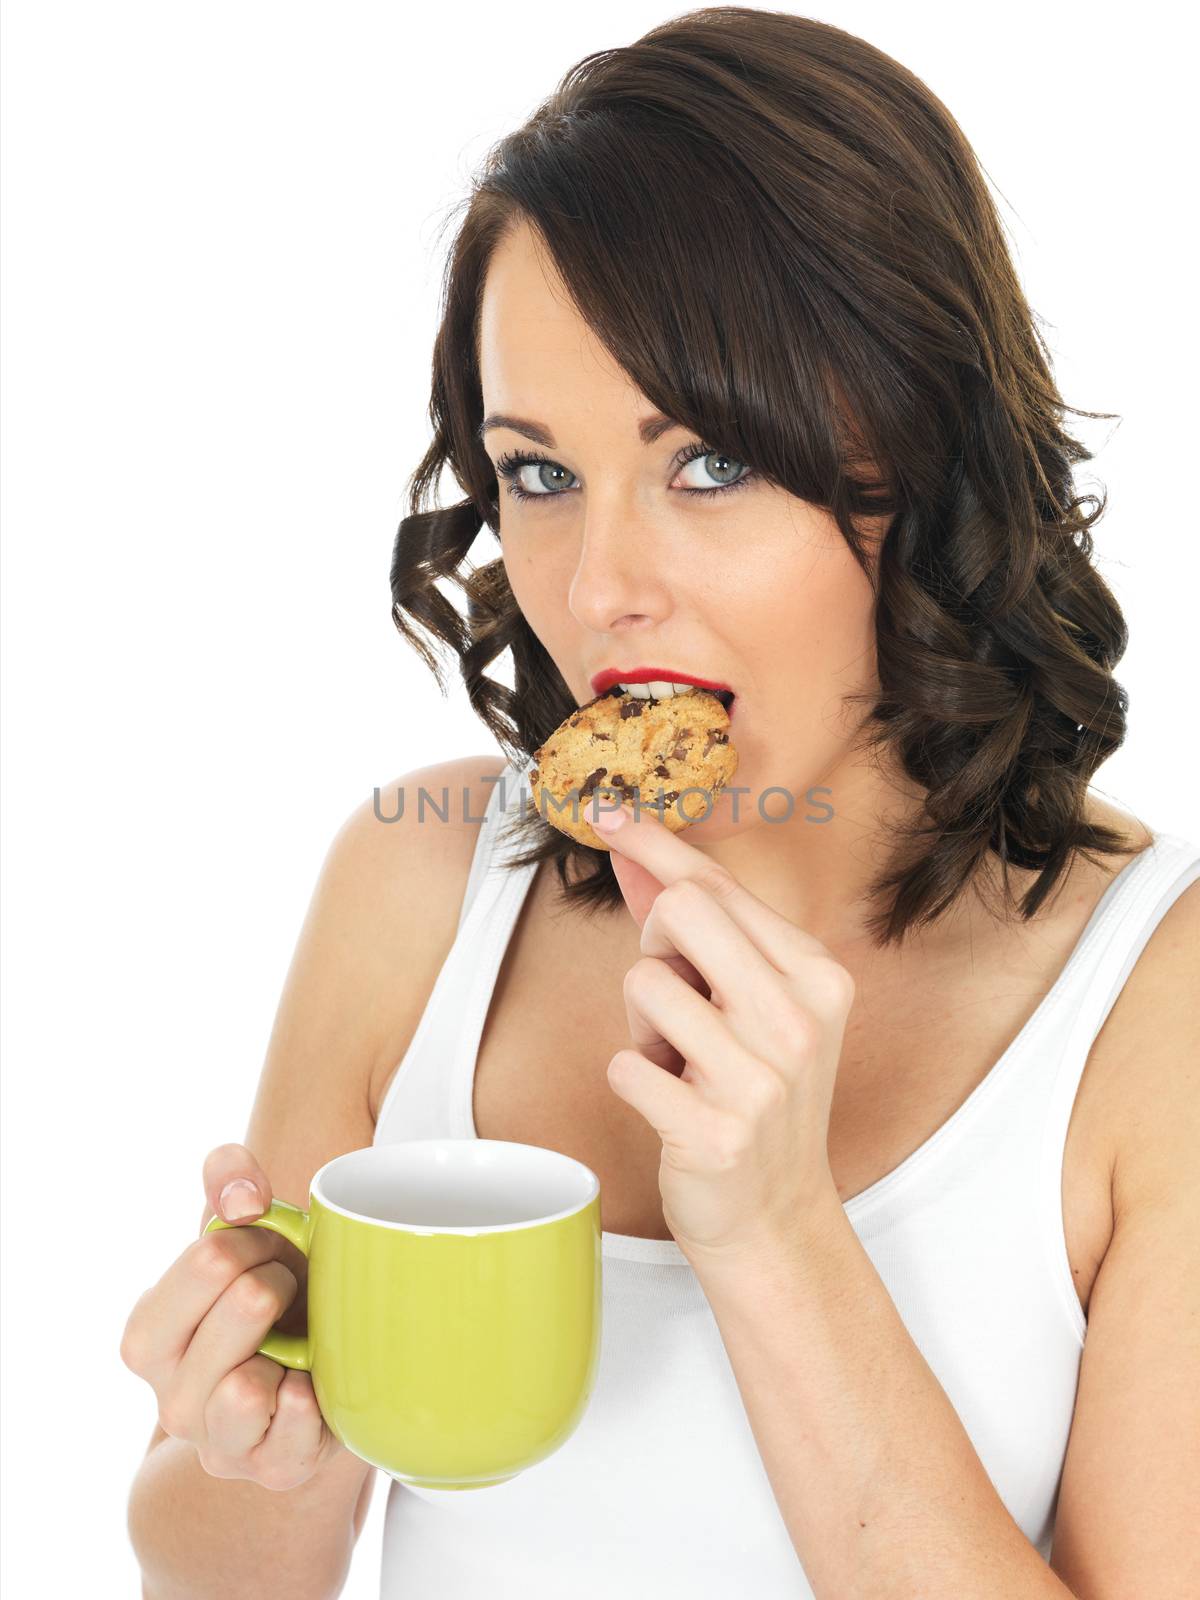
[591, 796, 854, 1265]
[120, 1144, 346, 1491]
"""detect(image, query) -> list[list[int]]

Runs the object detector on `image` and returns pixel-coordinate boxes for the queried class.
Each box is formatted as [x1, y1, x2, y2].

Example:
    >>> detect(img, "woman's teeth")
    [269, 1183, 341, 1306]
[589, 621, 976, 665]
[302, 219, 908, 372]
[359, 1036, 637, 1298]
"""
[616, 681, 735, 710]
[617, 680, 694, 698]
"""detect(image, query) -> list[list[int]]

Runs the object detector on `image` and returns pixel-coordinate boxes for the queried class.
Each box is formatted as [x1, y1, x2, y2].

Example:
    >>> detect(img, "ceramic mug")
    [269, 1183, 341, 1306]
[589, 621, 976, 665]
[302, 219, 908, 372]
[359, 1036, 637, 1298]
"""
[203, 1138, 602, 1490]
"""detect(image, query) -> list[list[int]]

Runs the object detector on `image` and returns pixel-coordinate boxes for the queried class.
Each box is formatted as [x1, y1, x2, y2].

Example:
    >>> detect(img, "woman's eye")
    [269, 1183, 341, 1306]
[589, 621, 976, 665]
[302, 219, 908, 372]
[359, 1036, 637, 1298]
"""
[492, 443, 755, 505]
[496, 452, 578, 501]
[673, 448, 753, 497]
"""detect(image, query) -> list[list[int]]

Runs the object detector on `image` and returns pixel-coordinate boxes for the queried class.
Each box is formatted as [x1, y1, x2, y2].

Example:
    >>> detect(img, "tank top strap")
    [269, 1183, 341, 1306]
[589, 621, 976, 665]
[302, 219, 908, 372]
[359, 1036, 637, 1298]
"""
[374, 754, 538, 1146]
[1043, 830, 1200, 1100]
[455, 755, 534, 933]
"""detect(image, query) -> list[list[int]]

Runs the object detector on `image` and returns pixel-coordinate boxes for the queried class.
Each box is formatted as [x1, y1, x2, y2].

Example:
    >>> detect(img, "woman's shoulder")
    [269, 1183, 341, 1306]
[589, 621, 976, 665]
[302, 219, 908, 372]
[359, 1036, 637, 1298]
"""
[1071, 791, 1197, 944]
[324, 753, 510, 1122]
[1071, 788, 1197, 1066]
[1033, 791, 1159, 929]
[1074, 791, 1200, 1217]
[345, 752, 511, 861]
[341, 750, 512, 927]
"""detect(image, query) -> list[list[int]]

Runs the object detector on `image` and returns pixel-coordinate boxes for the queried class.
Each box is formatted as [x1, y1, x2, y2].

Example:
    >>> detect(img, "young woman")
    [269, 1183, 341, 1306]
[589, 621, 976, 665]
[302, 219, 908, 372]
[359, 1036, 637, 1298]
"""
[123, 10, 1197, 1597]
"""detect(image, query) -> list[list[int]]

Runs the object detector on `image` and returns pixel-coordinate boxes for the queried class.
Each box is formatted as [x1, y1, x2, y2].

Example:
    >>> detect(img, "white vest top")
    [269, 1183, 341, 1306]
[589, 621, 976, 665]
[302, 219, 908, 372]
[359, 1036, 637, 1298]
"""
[370, 754, 1199, 1594]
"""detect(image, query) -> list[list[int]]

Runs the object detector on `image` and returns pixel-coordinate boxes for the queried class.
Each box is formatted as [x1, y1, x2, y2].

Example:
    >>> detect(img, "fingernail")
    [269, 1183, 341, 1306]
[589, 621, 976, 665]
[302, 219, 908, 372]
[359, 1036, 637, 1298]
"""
[592, 804, 627, 834]
[219, 1180, 261, 1220]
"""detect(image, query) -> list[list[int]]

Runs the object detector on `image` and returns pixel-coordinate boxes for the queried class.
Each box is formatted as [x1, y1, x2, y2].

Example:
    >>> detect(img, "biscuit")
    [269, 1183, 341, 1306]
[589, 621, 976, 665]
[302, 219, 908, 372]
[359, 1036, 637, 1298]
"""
[528, 686, 739, 850]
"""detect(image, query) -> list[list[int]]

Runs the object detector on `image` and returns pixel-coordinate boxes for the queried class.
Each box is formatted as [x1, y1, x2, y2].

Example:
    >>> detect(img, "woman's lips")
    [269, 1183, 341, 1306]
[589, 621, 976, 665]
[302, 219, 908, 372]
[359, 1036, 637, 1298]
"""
[589, 667, 735, 699]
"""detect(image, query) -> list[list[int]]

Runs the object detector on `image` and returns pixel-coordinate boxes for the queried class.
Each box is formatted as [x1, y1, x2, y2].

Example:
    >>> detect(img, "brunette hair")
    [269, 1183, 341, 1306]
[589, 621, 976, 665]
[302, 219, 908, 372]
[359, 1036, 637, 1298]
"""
[390, 5, 1137, 943]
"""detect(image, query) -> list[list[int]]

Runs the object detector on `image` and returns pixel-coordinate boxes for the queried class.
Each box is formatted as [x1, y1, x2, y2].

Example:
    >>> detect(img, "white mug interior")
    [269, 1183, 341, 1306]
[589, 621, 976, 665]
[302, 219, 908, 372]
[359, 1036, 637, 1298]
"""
[311, 1138, 599, 1236]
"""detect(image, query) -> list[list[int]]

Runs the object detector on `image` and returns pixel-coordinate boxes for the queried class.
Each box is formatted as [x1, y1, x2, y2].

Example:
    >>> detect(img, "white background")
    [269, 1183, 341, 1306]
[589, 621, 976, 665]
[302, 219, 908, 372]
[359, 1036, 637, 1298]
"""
[2, 3, 1195, 1595]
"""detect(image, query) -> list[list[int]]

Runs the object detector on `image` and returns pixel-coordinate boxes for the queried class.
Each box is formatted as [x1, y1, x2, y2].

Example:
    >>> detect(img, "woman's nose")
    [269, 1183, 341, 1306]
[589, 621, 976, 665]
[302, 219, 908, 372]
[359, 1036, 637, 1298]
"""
[566, 508, 675, 636]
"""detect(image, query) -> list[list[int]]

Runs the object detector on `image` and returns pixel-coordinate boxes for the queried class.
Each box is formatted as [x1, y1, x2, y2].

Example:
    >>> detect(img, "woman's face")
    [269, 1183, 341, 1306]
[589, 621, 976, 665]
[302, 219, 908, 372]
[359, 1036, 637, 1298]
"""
[477, 220, 888, 834]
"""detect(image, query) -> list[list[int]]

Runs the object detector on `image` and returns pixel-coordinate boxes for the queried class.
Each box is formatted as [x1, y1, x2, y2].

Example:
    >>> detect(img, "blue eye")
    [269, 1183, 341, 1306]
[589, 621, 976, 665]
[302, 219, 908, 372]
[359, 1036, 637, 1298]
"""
[492, 441, 755, 504]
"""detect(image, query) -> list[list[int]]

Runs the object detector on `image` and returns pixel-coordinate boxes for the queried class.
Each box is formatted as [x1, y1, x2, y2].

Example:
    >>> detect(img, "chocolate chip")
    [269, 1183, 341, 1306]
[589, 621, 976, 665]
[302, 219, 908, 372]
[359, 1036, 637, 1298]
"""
[619, 699, 645, 719]
[578, 767, 608, 799]
[653, 763, 670, 778]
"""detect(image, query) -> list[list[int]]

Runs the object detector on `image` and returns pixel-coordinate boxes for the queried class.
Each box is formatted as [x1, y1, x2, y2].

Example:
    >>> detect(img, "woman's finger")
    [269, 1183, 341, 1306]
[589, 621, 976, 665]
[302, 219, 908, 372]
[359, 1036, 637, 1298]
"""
[204, 1352, 289, 1459]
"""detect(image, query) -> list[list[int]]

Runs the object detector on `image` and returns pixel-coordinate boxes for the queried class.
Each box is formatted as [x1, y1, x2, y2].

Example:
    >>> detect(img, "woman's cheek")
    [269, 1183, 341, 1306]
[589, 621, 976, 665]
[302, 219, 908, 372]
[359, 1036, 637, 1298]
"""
[501, 544, 567, 656]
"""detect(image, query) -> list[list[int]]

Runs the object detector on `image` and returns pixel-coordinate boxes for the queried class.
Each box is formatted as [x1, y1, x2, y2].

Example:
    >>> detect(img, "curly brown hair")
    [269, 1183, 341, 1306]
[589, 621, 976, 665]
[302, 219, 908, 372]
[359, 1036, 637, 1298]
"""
[389, 6, 1136, 944]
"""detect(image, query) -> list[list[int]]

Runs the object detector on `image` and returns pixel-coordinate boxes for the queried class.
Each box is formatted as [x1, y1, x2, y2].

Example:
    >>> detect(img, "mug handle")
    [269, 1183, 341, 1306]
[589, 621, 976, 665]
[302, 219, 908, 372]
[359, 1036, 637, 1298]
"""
[203, 1198, 313, 1372]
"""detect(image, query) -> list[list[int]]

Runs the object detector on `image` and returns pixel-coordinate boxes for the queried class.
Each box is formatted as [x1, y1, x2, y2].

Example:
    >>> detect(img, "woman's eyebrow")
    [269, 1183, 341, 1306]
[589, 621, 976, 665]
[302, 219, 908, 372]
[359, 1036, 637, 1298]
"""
[477, 412, 684, 448]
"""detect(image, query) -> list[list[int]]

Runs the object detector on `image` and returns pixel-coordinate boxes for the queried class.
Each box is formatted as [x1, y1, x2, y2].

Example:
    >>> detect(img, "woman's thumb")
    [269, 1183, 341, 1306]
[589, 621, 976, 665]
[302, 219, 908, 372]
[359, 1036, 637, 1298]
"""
[200, 1143, 273, 1229]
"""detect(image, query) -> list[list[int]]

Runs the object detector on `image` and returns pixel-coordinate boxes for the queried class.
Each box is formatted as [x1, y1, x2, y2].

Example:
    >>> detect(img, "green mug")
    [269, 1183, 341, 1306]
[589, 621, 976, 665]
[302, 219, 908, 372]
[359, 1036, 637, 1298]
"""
[203, 1138, 602, 1490]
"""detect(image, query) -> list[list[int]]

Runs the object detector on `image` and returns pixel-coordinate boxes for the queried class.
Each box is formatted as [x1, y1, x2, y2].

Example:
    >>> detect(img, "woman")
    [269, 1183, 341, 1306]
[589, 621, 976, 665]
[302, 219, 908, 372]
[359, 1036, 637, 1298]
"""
[124, 9, 1198, 1596]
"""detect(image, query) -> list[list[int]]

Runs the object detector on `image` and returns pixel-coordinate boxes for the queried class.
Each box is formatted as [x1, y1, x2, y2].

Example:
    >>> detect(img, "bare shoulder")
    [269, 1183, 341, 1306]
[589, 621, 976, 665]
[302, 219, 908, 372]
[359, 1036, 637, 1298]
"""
[332, 753, 509, 1122]
[341, 752, 511, 944]
[1091, 873, 1200, 1217]
[338, 753, 510, 884]
[1075, 792, 1200, 1219]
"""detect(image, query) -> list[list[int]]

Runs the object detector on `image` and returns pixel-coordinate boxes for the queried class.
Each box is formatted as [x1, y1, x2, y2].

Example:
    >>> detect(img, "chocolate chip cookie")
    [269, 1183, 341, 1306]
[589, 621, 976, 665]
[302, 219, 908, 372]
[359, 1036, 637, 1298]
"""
[528, 686, 739, 850]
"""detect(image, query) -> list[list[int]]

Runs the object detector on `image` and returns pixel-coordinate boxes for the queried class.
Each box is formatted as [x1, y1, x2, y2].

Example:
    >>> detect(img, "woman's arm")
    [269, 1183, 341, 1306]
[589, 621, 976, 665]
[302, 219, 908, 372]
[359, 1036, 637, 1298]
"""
[697, 1197, 1077, 1597]
[125, 756, 506, 1599]
[692, 882, 1200, 1599]
[1044, 880, 1200, 1595]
